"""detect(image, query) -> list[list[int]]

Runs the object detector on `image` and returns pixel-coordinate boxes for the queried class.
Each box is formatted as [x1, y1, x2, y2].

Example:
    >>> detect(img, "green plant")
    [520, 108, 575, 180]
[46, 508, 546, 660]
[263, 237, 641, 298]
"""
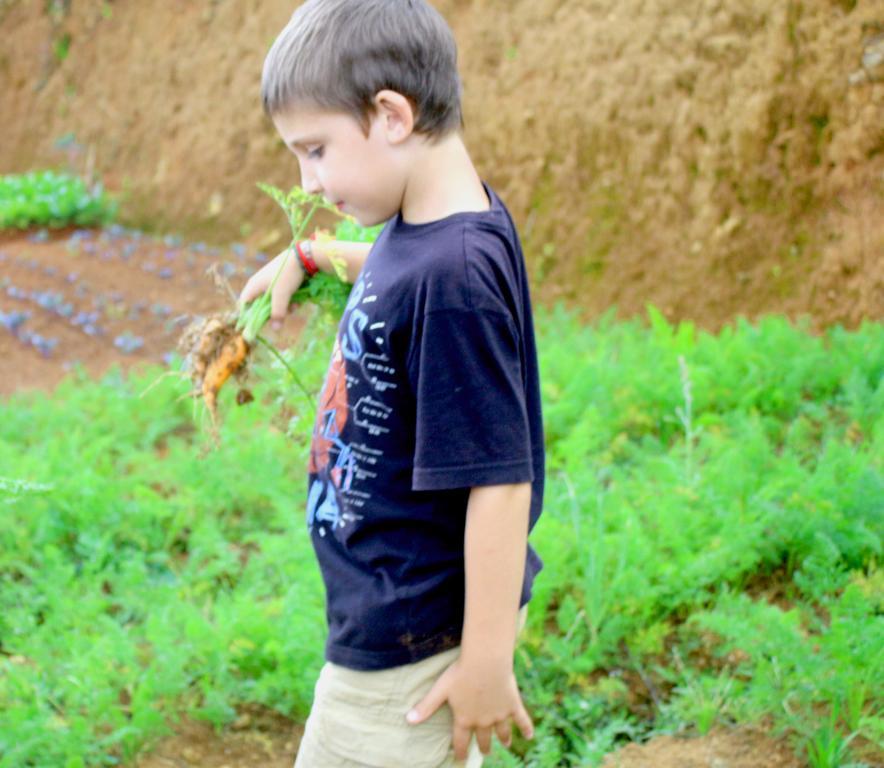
[804, 703, 861, 768]
[0, 170, 118, 230]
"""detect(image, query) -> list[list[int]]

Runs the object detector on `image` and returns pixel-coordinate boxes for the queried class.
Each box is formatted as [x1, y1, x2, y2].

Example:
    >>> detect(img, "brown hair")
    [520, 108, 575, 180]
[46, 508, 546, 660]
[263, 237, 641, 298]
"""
[261, 0, 463, 138]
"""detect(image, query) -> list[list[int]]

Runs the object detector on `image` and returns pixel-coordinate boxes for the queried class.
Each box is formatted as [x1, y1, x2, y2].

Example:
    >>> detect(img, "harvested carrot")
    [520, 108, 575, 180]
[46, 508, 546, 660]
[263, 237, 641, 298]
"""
[192, 317, 224, 382]
[200, 333, 249, 421]
[176, 309, 254, 433]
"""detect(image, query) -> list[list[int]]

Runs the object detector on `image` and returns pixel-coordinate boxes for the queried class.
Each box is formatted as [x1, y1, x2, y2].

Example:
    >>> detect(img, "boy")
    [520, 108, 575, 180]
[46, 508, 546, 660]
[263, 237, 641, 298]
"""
[238, 1, 545, 765]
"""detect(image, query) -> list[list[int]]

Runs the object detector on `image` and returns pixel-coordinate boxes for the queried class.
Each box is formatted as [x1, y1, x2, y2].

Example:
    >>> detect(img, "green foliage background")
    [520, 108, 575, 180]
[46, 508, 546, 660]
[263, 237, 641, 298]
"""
[0, 171, 118, 230]
[1, 305, 882, 767]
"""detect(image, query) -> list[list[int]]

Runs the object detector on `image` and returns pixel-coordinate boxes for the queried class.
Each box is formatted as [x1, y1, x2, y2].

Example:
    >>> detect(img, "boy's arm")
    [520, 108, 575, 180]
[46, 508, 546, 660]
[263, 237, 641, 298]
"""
[461, 481, 530, 665]
[407, 481, 535, 759]
[237, 239, 371, 324]
[310, 238, 371, 284]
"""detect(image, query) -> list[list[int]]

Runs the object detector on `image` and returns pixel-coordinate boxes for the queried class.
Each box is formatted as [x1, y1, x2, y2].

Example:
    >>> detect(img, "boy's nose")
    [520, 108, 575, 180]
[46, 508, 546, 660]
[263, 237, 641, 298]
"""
[299, 166, 322, 196]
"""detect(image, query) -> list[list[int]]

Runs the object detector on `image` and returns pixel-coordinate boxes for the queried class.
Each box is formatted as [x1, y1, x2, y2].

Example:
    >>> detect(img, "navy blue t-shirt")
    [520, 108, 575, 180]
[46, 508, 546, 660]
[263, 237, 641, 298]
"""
[305, 183, 545, 670]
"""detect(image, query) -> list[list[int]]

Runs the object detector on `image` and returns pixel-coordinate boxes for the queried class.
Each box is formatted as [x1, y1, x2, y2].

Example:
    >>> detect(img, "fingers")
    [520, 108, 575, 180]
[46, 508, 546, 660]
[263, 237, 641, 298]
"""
[270, 270, 296, 323]
[237, 274, 262, 307]
[452, 723, 472, 762]
[475, 725, 493, 755]
[270, 250, 301, 323]
[494, 719, 512, 749]
[237, 248, 304, 323]
[406, 674, 449, 726]
[454, 721, 514, 760]
[514, 699, 534, 741]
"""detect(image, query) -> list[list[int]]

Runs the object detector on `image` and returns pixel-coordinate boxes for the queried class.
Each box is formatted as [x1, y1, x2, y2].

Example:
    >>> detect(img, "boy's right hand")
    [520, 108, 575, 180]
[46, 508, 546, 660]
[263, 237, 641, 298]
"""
[237, 247, 306, 329]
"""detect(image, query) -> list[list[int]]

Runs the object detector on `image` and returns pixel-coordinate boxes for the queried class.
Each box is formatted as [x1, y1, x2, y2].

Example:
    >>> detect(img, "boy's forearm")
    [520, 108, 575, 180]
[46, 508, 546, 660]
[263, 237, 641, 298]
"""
[460, 482, 531, 668]
[310, 239, 371, 283]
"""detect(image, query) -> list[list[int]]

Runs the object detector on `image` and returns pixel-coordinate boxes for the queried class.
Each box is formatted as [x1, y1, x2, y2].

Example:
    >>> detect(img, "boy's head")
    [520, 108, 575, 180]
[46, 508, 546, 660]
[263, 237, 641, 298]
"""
[262, 0, 462, 136]
[261, 0, 464, 225]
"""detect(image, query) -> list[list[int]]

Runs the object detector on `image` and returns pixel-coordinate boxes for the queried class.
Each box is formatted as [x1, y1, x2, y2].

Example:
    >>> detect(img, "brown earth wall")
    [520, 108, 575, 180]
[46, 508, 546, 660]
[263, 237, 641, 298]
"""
[1, 0, 881, 329]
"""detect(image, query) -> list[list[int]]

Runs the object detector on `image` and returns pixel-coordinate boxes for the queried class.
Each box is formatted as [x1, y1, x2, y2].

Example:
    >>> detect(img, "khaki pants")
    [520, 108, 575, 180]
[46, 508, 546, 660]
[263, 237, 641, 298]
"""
[294, 607, 528, 768]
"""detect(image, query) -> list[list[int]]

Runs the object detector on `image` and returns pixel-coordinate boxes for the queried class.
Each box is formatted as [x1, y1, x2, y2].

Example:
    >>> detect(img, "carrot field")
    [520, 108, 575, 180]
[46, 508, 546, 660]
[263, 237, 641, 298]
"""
[1, 290, 881, 767]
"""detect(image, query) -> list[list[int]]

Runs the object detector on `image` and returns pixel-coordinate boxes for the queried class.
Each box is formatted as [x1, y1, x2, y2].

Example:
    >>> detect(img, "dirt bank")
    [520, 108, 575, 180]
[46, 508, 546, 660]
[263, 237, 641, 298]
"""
[1, 0, 882, 329]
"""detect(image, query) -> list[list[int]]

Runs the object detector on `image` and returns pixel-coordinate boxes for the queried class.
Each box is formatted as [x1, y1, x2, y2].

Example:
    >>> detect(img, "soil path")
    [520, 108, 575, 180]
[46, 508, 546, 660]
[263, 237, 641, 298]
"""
[134, 705, 302, 768]
[601, 725, 805, 768]
[132, 704, 810, 768]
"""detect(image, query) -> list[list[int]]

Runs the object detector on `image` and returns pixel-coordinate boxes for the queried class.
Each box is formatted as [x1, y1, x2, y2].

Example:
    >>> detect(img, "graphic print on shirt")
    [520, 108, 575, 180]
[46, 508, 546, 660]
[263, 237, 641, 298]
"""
[305, 269, 397, 537]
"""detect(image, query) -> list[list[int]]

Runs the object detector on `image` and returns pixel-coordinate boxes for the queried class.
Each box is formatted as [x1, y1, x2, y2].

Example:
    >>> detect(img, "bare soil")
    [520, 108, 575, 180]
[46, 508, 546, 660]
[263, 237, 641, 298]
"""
[134, 704, 302, 768]
[601, 724, 805, 768]
[132, 708, 814, 768]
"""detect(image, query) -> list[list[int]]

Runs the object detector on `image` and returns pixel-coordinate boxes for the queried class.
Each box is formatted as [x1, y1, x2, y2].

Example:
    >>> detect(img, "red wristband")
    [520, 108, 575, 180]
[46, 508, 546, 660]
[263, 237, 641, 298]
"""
[294, 240, 319, 278]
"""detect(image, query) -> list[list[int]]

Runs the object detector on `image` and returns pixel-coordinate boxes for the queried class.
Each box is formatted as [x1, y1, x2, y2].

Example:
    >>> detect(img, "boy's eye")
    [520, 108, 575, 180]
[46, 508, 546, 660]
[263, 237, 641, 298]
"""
[307, 146, 324, 159]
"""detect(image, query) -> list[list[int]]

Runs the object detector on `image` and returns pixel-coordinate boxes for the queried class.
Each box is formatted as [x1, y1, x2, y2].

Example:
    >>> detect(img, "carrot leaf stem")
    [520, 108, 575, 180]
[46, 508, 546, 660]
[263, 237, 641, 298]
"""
[256, 333, 316, 415]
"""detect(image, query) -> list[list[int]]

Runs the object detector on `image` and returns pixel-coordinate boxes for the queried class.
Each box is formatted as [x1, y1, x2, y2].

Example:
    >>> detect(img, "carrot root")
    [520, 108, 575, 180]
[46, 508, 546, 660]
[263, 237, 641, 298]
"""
[201, 334, 250, 422]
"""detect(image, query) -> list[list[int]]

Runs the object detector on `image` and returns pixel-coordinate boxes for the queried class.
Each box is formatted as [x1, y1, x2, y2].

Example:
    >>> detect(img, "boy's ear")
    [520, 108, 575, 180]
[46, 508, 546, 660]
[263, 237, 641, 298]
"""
[372, 90, 416, 145]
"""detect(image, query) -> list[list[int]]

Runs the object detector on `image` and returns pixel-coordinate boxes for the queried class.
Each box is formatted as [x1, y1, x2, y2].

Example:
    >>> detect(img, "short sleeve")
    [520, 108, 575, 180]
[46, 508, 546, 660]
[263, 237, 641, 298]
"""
[407, 308, 534, 491]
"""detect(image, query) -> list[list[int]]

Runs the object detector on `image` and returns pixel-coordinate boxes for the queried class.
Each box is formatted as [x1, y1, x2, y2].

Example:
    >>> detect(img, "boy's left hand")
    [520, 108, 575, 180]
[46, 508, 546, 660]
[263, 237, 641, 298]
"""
[405, 656, 534, 759]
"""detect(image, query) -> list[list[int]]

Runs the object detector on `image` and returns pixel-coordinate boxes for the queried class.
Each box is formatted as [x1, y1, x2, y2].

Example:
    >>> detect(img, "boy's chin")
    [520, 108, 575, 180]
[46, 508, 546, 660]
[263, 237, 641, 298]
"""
[352, 211, 388, 228]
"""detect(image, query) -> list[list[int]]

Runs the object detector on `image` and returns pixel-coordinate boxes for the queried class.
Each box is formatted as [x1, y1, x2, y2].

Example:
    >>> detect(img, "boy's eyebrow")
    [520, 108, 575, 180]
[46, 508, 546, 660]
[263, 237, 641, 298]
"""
[286, 135, 323, 149]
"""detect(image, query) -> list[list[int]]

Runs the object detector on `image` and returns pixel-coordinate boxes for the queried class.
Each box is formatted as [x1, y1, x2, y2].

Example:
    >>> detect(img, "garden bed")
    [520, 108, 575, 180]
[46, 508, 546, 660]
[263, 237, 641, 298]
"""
[0, 226, 305, 397]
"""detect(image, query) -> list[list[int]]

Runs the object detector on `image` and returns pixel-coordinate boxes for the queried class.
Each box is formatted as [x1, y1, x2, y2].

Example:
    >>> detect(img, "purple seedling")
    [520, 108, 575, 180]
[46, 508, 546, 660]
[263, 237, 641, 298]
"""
[71, 310, 103, 337]
[22, 331, 58, 357]
[0, 310, 30, 332]
[34, 290, 64, 311]
[113, 331, 144, 354]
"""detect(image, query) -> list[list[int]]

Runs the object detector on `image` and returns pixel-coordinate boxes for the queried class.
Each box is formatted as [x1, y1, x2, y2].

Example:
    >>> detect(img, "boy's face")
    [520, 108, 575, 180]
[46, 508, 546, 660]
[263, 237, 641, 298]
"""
[272, 103, 408, 227]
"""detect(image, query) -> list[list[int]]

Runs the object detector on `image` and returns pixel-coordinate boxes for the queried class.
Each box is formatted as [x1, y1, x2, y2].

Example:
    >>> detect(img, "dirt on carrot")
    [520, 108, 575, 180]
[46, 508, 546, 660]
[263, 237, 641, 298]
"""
[177, 310, 251, 428]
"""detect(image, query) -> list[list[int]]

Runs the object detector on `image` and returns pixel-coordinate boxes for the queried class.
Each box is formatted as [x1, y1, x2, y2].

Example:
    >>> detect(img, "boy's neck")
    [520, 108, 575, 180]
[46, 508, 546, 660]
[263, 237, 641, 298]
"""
[399, 133, 489, 225]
